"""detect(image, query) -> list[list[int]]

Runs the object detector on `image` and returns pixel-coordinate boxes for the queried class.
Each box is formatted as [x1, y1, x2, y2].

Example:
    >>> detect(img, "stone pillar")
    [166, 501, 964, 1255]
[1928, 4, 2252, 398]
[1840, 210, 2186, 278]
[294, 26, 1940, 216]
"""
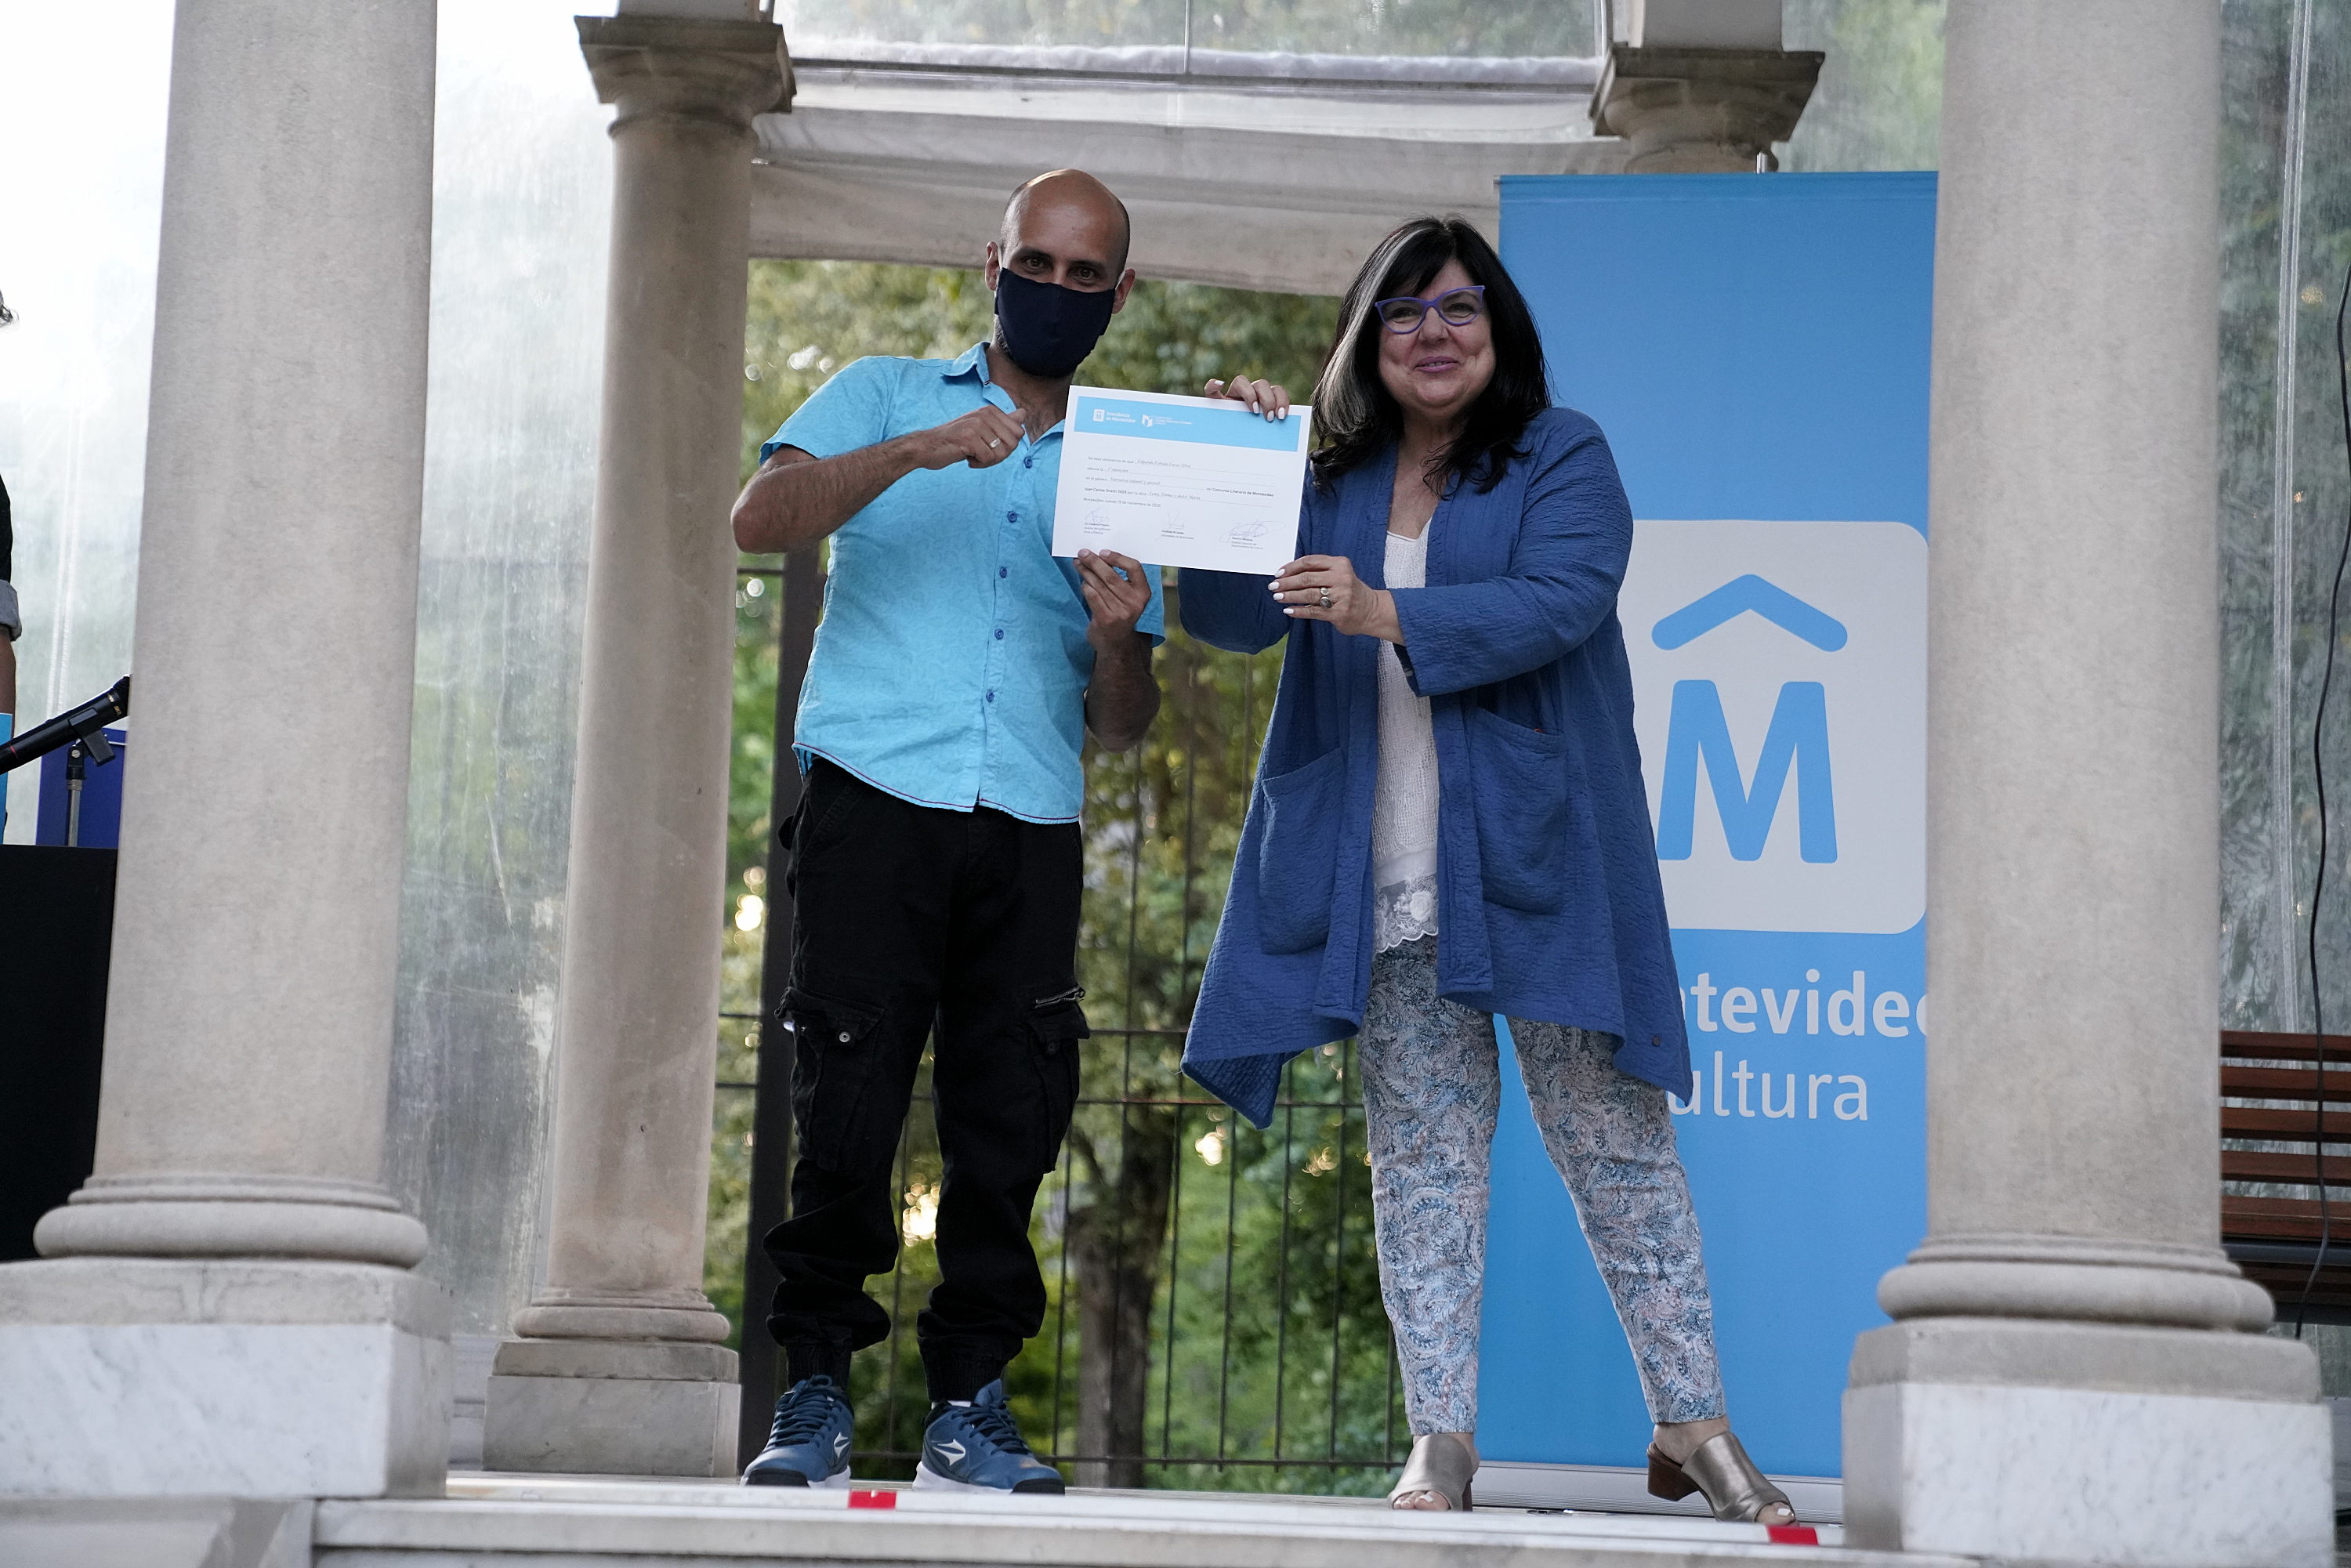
[0, 0, 448, 1499]
[1589, 0, 1821, 173]
[1842, 4, 2331, 1564]
[483, 13, 786, 1479]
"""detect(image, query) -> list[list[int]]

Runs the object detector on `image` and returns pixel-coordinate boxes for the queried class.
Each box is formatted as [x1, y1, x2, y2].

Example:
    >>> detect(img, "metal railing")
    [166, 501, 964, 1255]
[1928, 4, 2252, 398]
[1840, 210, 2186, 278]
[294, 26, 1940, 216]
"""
[720, 560, 1406, 1492]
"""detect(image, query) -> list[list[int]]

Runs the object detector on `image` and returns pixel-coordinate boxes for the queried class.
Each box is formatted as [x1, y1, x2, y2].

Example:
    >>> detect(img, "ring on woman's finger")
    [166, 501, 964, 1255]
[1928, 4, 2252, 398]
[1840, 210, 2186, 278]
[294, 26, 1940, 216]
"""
[1319, 587, 1333, 609]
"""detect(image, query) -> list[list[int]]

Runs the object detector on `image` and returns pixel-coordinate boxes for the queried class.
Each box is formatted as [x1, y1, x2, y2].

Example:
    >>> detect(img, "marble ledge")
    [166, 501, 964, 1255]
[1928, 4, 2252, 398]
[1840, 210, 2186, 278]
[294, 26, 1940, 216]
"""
[0, 1321, 449, 1499]
[1843, 1380, 2332, 1567]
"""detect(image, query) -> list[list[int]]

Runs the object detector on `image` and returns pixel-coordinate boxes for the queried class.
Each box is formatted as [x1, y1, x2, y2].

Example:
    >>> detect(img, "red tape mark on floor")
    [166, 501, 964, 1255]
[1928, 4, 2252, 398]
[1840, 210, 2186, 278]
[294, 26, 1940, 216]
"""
[848, 1490, 897, 1509]
[1766, 1525, 1819, 1545]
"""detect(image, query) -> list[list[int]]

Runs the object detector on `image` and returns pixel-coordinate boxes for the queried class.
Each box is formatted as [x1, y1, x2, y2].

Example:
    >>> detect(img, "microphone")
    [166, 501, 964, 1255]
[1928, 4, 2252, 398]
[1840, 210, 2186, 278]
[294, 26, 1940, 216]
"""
[0, 676, 132, 776]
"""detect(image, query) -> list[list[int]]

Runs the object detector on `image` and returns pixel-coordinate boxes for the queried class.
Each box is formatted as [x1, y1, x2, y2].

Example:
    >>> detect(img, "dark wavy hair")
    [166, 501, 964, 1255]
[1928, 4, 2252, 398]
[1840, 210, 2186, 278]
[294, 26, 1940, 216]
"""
[1310, 215, 1551, 493]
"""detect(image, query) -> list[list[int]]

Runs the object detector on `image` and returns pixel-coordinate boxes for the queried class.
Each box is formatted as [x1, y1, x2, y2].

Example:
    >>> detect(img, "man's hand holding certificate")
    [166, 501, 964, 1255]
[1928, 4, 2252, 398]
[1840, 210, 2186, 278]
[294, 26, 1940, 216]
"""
[1052, 386, 1310, 577]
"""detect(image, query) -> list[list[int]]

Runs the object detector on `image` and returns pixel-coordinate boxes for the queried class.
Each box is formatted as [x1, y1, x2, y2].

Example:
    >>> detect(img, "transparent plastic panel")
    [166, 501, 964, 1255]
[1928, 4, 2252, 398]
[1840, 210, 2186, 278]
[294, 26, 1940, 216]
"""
[783, 0, 1184, 51]
[2273, 0, 2351, 1037]
[1197, 0, 1599, 58]
[380, 0, 613, 1368]
[1779, 0, 1943, 172]
[778, 0, 1599, 59]
[0, 1, 172, 838]
[2205, 0, 2351, 1035]
[2218, 0, 2297, 1032]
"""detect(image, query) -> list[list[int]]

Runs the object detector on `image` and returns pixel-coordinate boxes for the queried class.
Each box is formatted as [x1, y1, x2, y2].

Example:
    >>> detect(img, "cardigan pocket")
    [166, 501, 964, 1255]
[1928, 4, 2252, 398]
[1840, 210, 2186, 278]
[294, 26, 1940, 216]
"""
[1255, 748, 1346, 953]
[1466, 708, 1572, 914]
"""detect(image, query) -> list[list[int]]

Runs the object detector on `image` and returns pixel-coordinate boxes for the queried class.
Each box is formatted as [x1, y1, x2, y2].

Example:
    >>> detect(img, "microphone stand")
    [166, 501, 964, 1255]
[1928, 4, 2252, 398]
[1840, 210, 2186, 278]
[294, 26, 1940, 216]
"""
[0, 678, 132, 848]
[63, 733, 114, 848]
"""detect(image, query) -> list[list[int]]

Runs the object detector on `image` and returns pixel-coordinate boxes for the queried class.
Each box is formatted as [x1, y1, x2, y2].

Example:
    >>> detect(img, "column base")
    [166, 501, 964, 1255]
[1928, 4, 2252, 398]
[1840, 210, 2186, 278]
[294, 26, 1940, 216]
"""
[1844, 1318, 2330, 1566]
[0, 1258, 450, 1499]
[35, 1174, 429, 1268]
[484, 1339, 739, 1477]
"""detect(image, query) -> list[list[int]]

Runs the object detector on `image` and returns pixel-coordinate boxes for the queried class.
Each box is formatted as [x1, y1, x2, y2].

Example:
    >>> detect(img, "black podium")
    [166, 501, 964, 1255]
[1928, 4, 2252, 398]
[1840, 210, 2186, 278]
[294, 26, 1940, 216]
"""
[0, 845, 116, 1261]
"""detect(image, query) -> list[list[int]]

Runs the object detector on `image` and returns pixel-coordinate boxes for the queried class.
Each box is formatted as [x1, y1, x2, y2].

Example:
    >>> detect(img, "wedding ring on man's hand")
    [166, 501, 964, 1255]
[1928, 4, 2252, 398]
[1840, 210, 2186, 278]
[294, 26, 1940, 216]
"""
[987, 437, 1002, 448]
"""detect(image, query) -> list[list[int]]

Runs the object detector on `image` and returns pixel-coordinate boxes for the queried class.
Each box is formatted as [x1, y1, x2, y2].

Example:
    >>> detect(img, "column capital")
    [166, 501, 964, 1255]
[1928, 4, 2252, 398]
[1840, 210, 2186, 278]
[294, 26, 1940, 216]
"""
[1589, 45, 1824, 173]
[576, 14, 792, 131]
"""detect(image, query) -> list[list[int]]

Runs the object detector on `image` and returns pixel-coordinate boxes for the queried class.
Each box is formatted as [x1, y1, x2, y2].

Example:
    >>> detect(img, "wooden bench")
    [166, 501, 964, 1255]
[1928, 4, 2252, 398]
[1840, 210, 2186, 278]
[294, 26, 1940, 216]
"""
[2222, 1030, 2351, 1319]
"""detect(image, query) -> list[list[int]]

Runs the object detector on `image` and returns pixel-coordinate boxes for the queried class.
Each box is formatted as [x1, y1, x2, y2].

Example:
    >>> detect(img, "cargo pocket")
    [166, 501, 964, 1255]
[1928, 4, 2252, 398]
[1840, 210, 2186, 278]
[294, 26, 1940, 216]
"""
[1254, 748, 1346, 954]
[781, 986, 886, 1171]
[1466, 708, 1573, 914]
[1023, 987, 1090, 1175]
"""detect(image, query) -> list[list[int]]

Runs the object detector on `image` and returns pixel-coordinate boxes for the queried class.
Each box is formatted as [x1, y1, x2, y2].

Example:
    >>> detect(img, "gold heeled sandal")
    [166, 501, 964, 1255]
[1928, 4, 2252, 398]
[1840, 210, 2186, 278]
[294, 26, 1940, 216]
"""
[1388, 1432, 1478, 1511]
[1646, 1431, 1792, 1523]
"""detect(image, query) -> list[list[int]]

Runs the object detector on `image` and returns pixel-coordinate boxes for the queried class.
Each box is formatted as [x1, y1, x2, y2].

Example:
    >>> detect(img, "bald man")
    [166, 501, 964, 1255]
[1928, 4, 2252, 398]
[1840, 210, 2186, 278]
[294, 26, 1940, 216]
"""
[732, 171, 1161, 1493]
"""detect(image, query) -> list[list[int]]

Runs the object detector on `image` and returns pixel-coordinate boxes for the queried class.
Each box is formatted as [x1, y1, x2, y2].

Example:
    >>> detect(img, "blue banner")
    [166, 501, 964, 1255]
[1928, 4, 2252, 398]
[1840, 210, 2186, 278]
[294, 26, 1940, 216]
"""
[1483, 172, 1936, 1482]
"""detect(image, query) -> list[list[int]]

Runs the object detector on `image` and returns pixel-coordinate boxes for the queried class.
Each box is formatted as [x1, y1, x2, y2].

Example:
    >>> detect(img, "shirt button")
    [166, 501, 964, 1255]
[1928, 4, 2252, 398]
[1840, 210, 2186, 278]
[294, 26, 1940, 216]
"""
[1023, 456, 1034, 469]
[999, 567, 1008, 578]
[837, 1030, 851, 1043]
[985, 690, 995, 702]
[994, 628, 1004, 639]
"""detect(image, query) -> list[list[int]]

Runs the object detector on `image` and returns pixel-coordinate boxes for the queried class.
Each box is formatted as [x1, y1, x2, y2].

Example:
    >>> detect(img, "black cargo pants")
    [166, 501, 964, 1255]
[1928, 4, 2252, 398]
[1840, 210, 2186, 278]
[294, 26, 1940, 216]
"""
[763, 759, 1089, 1403]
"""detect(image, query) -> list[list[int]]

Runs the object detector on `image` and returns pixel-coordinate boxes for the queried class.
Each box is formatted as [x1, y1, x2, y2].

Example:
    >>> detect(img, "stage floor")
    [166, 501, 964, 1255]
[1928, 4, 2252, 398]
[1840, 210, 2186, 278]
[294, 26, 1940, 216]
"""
[310, 1472, 1969, 1566]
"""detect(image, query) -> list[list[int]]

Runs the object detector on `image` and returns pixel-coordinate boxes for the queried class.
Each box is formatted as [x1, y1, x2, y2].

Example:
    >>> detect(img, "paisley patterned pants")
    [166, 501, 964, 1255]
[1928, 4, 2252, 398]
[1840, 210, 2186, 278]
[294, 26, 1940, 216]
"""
[1360, 936, 1726, 1433]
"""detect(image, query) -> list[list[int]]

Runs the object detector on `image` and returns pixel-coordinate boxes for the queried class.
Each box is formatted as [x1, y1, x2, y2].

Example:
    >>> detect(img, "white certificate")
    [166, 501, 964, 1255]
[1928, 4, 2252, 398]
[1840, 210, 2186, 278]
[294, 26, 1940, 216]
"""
[1052, 386, 1312, 577]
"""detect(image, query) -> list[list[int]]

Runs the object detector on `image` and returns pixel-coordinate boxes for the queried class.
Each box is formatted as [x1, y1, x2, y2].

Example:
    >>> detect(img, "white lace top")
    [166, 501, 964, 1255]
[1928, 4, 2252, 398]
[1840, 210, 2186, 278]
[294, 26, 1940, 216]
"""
[1372, 529, 1440, 954]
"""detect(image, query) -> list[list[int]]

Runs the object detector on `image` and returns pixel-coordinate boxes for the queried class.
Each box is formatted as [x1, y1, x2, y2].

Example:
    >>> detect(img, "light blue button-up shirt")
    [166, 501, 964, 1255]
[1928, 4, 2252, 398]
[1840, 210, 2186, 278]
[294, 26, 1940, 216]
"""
[763, 342, 1165, 824]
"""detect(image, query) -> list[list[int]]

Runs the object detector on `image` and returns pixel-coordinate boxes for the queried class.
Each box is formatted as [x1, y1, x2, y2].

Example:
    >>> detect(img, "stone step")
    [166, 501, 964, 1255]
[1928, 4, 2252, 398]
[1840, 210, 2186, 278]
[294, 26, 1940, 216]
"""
[312, 1475, 1969, 1567]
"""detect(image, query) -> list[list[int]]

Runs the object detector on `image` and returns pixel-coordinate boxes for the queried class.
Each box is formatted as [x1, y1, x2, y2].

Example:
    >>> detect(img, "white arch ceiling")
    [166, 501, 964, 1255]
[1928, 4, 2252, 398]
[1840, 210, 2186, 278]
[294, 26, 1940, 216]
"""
[748, 14, 1632, 295]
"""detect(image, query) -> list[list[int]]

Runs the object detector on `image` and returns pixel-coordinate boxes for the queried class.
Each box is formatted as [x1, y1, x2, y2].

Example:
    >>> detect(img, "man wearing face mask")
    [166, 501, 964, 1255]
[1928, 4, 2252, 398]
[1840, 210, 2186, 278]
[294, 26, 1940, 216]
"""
[729, 169, 1160, 1494]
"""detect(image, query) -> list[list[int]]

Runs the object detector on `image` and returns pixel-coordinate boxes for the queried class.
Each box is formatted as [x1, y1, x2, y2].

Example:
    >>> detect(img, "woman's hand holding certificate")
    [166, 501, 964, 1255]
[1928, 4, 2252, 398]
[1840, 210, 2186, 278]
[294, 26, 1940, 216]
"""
[1266, 554, 1402, 642]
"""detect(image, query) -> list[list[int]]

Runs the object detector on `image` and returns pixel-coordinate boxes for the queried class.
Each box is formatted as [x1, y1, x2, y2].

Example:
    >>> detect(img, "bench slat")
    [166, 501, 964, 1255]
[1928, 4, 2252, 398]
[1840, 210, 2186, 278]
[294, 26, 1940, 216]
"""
[2221, 1105, 2351, 1138]
[2223, 1150, 2351, 1186]
[2220, 1065, 2351, 1102]
[2222, 1030, 2351, 1063]
[2225, 1194, 2351, 1237]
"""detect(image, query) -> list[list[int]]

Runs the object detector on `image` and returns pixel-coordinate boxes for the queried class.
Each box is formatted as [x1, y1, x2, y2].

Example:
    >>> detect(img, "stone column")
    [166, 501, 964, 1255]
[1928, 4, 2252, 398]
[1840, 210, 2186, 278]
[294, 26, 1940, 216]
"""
[1842, 4, 2331, 1564]
[1588, 0, 1821, 173]
[483, 13, 786, 1479]
[0, 0, 448, 1500]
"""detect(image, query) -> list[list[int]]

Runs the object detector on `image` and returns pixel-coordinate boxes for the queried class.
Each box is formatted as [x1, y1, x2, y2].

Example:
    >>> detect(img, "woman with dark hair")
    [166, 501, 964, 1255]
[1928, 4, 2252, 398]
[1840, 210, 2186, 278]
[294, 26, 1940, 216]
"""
[1179, 218, 1789, 1523]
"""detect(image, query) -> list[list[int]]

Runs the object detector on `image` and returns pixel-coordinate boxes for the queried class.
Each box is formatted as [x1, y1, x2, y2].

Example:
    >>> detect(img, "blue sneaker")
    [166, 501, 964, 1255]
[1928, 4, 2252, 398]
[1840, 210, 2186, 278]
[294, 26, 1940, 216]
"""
[914, 1380, 1064, 1494]
[742, 1374, 855, 1488]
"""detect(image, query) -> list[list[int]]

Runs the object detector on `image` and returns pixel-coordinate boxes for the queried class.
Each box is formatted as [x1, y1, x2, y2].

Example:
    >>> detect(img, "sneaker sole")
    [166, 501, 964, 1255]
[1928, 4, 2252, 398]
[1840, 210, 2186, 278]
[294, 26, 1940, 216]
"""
[743, 1466, 853, 1490]
[913, 1461, 1063, 1495]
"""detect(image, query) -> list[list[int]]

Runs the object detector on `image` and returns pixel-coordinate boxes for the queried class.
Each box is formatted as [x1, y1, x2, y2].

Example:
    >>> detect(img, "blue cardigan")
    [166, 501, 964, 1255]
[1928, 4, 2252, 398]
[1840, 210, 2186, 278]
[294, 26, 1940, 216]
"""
[1179, 408, 1690, 1128]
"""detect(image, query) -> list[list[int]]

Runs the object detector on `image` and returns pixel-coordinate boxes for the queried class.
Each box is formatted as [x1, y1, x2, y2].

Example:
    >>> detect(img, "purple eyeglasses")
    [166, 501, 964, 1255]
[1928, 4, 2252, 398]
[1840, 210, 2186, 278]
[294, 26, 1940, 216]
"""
[1371, 285, 1486, 335]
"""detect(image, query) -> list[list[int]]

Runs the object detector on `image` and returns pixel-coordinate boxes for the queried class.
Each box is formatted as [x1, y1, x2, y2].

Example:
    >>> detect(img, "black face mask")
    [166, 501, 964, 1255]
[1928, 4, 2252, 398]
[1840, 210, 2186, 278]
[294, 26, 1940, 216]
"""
[994, 270, 1117, 379]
